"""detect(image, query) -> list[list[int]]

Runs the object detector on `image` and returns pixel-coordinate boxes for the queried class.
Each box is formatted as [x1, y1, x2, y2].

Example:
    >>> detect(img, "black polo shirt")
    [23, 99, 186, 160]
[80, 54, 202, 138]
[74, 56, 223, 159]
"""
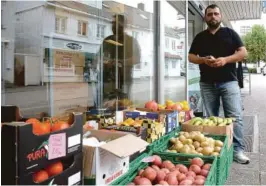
[189, 27, 244, 83]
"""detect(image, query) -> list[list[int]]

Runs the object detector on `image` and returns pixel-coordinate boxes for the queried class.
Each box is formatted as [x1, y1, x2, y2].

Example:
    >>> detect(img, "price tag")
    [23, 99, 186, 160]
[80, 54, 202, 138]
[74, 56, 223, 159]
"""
[141, 156, 155, 163]
[48, 133, 66, 160]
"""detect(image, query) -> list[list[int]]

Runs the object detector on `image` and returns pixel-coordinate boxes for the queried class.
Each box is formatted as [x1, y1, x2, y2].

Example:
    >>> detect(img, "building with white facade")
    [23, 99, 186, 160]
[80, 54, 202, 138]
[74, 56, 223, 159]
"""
[164, 27, 184, 77]
[14, 0, 186, 85]
[231, 13, 266, 37]
[1, 1, 16, 84]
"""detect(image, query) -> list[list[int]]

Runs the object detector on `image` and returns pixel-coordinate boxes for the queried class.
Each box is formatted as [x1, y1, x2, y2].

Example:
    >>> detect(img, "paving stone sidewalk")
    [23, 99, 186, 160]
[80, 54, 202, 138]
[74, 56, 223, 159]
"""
[226, 74, 266, 185]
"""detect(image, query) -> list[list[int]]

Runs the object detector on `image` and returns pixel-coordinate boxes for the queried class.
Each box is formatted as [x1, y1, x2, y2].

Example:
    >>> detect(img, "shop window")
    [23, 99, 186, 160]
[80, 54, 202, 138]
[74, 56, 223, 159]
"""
[165, 38, 169, 48]
[55, 16, 67, 34]
[78, 20, 88, 36]
[162, 0, 186, 101]
[1, 0, 155, 120]
[97, 24, 105, 38]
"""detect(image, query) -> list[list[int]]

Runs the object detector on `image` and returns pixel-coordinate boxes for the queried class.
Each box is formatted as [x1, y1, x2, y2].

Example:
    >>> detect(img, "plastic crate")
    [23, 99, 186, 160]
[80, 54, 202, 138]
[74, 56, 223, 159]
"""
[226, 145, 234, 178]
[110, 152, 217, 186]
[153, 132, 229, 186]
[147, 127, 181, 152]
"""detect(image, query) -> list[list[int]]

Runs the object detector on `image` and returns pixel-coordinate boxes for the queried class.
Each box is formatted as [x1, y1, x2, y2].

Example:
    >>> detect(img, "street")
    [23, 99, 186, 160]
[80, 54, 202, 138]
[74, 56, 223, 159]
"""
[1, 77, 186, 117]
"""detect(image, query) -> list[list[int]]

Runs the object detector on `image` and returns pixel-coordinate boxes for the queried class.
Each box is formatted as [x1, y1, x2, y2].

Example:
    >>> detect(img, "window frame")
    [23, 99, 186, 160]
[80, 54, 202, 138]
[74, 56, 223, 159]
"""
[55, 16, 67, 34]
[77, 20, 88, 36]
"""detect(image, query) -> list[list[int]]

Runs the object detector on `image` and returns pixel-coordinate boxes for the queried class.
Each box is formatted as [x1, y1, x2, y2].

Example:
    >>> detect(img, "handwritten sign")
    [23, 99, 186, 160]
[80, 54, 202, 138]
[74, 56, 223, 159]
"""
[48, 133, 66, 160]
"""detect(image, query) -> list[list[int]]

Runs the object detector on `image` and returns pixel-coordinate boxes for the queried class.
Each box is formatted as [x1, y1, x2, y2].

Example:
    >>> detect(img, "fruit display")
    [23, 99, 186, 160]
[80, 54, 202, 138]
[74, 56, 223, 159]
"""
[130, 156, 212, 185]
[26, 117, 70, 135]
[167, 131, 224, 156]
[102, 117, 165, 143]
[145, 100, 190, 112]
[188, 117, 235, 126]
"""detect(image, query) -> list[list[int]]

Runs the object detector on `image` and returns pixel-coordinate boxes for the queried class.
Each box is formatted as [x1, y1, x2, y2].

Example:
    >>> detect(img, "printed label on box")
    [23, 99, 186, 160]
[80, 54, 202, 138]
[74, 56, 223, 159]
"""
[68, 134, 81, 148]
[68, 171, 81, 185]
[48, 133, 66, 160]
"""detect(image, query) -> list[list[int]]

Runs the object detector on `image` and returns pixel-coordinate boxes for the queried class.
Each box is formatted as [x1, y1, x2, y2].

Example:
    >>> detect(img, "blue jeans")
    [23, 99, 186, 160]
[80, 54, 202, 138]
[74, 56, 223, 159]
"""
[200, 81, 244, 153]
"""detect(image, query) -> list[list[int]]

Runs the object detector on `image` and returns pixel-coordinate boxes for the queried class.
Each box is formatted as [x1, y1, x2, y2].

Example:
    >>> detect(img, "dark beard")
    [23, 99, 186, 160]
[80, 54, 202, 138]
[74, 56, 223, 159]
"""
[207, 20, 221, 30]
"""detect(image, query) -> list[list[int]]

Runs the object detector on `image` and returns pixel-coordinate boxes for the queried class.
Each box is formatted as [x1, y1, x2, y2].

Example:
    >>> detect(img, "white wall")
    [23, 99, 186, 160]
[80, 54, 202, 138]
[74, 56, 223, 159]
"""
[128, 28, 154, 78]
[15, 1, 45, 13]
[2, 1, 16, 83]
[15, 6, 43, 55]
[164, 35, 184, 77]
[42, 6, 112, 53]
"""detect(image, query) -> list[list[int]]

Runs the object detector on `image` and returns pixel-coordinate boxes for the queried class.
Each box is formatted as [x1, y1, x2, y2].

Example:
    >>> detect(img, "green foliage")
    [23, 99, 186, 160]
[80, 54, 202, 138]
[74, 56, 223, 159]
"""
[248, 68, 257, 73]
[242, 25, 266, 64]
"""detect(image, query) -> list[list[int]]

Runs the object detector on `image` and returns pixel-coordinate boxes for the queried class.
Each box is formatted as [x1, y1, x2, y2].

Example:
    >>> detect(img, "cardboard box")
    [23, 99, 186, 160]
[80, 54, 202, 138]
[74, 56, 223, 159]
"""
[1, 113, 83, 176]
[83, 130, 148, 185]
[181, 121, 233, 149]
[100, 125, 148, 141]
[1, 153, 83, 185]
[136, 108, 179, 133]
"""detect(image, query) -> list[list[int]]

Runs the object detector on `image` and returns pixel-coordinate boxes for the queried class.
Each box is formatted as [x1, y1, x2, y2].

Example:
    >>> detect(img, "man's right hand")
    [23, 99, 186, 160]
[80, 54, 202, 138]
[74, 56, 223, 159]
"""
[203, 56, 216, 67]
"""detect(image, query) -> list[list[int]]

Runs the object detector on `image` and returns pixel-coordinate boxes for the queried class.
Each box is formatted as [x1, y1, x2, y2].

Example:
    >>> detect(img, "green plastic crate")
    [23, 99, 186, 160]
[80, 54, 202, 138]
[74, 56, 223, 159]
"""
[153, 132, 229, 186]
[147, 127, 181, 152]
[110, 152, 150, 185]
[226, 145, 234, 179]
[110, 152, 217, 186]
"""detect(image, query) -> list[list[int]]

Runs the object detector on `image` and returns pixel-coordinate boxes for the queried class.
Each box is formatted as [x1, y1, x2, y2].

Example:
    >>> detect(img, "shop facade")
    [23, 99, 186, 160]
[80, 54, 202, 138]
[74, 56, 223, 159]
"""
[1, 0, 262, 118]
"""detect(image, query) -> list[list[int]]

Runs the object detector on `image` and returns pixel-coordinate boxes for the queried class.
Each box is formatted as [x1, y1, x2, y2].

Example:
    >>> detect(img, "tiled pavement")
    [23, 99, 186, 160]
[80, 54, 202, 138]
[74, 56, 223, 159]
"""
[226, 74, 266, 185]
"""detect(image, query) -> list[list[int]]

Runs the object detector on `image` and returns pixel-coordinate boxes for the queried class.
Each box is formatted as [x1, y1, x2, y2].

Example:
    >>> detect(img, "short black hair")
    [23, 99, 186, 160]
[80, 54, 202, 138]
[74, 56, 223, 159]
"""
[113, 14, 126, 25]
[205, 4, 221, 15]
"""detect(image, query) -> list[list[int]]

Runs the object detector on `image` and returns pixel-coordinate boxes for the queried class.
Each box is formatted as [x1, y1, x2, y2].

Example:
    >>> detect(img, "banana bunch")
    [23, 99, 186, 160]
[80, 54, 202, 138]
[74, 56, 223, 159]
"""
[189, 116, 235, 126]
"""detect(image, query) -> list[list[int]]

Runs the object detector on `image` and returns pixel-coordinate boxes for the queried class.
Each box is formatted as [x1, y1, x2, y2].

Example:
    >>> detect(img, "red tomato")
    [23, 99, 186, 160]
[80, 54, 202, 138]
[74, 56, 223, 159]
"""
[45, 161, 63, 177]
[26, 118, 51, 135]
[51, 121, 70, 132]
[33, 170, 49, 183]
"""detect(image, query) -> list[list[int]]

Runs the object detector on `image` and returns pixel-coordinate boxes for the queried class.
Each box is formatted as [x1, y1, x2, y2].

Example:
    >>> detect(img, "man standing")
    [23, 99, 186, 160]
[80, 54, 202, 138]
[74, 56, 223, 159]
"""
[188, 4, 249, 164]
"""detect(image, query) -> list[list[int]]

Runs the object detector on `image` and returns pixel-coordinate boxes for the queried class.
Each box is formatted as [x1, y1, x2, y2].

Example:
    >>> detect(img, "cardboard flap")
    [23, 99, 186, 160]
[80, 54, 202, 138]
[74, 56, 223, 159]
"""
[100, 134, 149, 158]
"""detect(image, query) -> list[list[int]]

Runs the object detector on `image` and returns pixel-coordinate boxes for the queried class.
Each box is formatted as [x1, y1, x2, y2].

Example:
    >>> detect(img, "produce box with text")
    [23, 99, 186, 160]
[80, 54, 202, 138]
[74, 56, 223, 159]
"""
[1, 113, 83, 177]
[1, 153, 83, 185]
[83, 130, 149, 185]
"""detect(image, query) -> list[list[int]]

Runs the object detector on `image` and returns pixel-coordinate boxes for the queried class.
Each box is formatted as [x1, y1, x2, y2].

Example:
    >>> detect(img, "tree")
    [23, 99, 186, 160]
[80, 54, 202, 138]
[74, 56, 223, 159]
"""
[242, 25, 266, 67]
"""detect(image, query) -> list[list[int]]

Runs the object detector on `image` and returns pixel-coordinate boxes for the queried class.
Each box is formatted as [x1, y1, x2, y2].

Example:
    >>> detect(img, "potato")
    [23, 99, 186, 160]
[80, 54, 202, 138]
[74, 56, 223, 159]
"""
[202, 147, 214, 156]
[215, 140, 224, 147]
[214, 146, 222, 153]
[193, 141, 201, 149]
[179, 135, 186, 143]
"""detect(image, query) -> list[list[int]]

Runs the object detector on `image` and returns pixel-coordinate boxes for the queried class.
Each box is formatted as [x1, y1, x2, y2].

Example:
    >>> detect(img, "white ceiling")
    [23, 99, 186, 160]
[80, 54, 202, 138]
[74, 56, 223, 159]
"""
[211, 1, 263, 20]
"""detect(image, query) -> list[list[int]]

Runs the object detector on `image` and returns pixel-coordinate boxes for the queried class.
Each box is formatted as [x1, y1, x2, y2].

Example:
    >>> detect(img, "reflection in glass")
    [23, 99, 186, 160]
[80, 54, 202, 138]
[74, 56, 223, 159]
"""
[1, 0, 155, 117]
[162, 0, 186, 102]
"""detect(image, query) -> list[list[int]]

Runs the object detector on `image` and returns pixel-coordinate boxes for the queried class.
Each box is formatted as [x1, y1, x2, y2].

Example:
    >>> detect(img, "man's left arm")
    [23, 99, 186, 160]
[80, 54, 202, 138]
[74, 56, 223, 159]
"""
[214, 29, 248, 67]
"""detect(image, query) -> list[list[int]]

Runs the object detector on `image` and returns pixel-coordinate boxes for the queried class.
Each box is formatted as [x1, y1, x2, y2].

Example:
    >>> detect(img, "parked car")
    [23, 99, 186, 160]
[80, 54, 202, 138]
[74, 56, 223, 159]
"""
[242, 66, 249, 73]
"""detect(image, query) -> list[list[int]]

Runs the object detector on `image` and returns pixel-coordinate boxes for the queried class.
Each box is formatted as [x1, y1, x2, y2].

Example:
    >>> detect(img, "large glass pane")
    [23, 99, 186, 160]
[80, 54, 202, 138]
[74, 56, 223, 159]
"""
[93, 0, 155, 109]
[188, 2, 204, 112]
[1, 0, 155, 119]
[162, 0, 186, 103]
